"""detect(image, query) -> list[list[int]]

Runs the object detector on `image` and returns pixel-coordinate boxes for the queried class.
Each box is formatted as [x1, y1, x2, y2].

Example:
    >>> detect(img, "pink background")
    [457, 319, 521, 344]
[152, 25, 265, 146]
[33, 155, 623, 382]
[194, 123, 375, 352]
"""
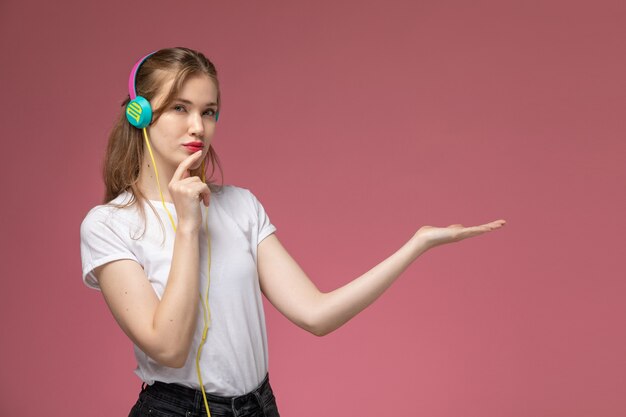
[1, 1, 624, 416]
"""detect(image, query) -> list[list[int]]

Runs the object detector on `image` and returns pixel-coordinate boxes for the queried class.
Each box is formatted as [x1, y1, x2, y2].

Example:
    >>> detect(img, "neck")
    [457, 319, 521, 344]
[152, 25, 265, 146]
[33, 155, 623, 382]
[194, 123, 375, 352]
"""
[137, 156, 176, 203]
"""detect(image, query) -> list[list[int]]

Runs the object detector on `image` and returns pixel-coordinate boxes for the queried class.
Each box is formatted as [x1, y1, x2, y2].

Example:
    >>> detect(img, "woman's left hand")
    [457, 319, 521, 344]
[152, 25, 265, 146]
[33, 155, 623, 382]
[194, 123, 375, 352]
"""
[414, 219, 506, 251]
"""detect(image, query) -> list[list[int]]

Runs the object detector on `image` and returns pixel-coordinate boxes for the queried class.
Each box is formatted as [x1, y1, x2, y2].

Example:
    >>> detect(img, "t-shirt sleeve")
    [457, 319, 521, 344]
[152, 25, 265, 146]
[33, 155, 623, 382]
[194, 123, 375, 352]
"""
[80, 207, 139, 290]
[247, 190, 276, 245]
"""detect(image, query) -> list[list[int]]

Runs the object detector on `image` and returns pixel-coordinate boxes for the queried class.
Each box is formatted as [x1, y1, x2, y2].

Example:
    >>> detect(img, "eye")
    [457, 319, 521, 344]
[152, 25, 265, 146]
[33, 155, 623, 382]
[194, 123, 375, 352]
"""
[203, 108, 217, 118]
[173, 104, 186, 112]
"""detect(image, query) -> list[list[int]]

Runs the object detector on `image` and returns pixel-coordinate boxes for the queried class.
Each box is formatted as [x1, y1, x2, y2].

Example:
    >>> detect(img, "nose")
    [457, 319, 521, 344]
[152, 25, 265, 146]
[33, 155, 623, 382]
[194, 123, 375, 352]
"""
[188, 112, 205, 137]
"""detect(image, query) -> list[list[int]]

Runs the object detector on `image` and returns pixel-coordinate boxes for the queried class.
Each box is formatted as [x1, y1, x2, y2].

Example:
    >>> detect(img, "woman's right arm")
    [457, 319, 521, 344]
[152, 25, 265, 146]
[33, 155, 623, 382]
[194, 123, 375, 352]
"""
[95, 151, 210, 368]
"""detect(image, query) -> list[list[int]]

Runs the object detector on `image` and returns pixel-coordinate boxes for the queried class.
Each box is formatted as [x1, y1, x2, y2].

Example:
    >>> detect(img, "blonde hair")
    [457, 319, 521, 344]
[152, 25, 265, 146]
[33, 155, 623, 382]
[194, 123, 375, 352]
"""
[102, 47, 223, 225]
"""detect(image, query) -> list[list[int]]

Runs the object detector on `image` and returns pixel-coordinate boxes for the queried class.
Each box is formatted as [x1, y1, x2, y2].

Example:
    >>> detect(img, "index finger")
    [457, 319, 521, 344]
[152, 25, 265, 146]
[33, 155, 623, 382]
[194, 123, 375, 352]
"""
[172, 151, 204, 181]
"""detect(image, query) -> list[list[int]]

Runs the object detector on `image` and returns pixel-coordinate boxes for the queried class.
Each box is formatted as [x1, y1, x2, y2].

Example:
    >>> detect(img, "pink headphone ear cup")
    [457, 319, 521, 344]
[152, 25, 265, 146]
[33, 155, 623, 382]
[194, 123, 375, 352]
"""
[126, 96, 152, 128]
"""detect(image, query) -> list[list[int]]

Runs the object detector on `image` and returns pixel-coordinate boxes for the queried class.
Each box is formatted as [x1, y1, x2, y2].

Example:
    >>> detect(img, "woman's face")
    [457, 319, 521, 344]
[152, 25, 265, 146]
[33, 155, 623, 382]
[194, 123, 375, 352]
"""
[146, 74, 219, 173]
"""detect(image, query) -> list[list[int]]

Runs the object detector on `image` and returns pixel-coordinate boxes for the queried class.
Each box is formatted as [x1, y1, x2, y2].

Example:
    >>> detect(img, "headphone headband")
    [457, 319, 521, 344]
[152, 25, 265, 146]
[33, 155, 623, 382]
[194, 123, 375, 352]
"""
[128, 52, 156, 99]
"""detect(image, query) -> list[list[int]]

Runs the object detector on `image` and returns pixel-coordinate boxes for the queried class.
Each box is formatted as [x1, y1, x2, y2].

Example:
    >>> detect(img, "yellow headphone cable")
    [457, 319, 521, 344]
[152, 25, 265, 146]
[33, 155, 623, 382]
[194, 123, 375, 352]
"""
[143, 128, 213, 416]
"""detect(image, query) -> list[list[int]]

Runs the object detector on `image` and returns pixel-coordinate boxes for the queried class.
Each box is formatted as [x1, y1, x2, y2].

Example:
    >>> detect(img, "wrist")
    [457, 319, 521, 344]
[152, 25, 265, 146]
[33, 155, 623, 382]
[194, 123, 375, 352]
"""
[408, 233, 430, 259]
[175, 223, 201, 237]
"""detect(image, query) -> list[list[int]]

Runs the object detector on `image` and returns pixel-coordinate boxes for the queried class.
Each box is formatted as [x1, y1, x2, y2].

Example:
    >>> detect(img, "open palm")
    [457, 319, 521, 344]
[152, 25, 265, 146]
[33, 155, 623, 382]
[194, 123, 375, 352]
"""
[415, 219, 506, 250]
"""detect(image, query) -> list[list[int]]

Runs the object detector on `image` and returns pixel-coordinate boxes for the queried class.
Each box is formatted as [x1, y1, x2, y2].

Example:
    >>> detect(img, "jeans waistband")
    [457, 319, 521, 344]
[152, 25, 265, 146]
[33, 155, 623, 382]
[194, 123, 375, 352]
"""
[144, 374, 271, 409]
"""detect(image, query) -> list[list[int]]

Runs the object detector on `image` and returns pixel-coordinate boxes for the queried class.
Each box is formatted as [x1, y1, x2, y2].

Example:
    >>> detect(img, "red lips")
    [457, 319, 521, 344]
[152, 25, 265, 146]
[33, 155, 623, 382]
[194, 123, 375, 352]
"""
[183, 141, 204, 153]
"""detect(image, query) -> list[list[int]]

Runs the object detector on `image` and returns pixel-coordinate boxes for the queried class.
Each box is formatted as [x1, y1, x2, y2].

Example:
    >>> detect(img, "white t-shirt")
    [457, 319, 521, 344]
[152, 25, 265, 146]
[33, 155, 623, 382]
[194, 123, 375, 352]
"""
[80, 185, 276, 396]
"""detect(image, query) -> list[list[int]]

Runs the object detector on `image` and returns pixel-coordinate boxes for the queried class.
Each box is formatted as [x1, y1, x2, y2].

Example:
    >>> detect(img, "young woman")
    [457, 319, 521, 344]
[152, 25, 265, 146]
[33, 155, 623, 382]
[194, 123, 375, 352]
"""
[80, 47, 506, 417]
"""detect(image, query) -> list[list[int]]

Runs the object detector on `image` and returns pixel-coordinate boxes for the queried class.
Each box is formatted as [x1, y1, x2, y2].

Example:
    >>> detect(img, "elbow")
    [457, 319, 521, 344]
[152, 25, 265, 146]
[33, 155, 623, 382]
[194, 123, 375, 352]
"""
[148, 345, 190, 368]
[302, 311, 334, 337]
[309, 325, 332, 337]
[160, 353, 188, 369]
[299, 294, 338, 337]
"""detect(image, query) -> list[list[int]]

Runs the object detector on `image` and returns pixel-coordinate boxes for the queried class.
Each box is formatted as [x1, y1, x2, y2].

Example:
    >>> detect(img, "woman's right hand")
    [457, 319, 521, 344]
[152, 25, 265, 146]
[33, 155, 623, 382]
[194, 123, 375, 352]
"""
[168, 150, 211, 233]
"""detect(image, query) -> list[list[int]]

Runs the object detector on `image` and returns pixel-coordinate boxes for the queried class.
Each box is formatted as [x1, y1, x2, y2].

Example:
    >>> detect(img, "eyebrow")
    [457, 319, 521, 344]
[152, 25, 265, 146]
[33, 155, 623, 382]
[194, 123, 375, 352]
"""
[175, 98, 218, 107]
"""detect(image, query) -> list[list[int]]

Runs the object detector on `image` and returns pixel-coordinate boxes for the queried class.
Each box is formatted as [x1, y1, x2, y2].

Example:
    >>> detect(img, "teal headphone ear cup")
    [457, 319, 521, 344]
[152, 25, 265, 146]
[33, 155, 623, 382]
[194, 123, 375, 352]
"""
[215, 111, 219, 122]
[126, 96, 152, 128]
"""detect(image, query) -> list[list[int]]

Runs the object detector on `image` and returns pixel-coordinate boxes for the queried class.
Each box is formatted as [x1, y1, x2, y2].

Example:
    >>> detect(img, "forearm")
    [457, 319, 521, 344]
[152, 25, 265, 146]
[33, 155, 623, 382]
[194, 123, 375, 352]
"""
[152, 228, 201, 364]
[260, 220, 505, 338]
[312, 235, 428, 336]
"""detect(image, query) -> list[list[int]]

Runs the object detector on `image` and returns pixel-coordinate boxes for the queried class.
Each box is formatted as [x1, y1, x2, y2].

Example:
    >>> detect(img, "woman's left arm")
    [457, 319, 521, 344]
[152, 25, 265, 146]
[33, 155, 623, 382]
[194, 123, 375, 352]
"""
[257, 220, 506, 336]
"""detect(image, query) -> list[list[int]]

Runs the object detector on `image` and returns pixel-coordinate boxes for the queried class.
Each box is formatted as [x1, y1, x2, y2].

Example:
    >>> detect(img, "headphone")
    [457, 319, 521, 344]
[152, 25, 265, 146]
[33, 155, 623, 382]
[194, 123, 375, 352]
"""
[125, 52, 219, 128]
[125, 53, 154, 128]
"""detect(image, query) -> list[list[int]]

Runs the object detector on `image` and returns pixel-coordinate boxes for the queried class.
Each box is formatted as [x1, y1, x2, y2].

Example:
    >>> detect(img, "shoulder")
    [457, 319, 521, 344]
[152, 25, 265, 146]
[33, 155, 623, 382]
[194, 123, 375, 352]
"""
[211, 184, 273, 222]
[79, 193, 143, 289]
[212, 184, 260, 205]
[211, 184, 276, 242]
[80, 192, 139, 238]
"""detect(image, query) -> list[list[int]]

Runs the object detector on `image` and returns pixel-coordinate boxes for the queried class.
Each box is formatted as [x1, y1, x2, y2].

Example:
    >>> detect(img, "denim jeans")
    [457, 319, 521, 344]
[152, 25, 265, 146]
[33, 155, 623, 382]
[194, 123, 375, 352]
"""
[128, 374, 280, 417]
